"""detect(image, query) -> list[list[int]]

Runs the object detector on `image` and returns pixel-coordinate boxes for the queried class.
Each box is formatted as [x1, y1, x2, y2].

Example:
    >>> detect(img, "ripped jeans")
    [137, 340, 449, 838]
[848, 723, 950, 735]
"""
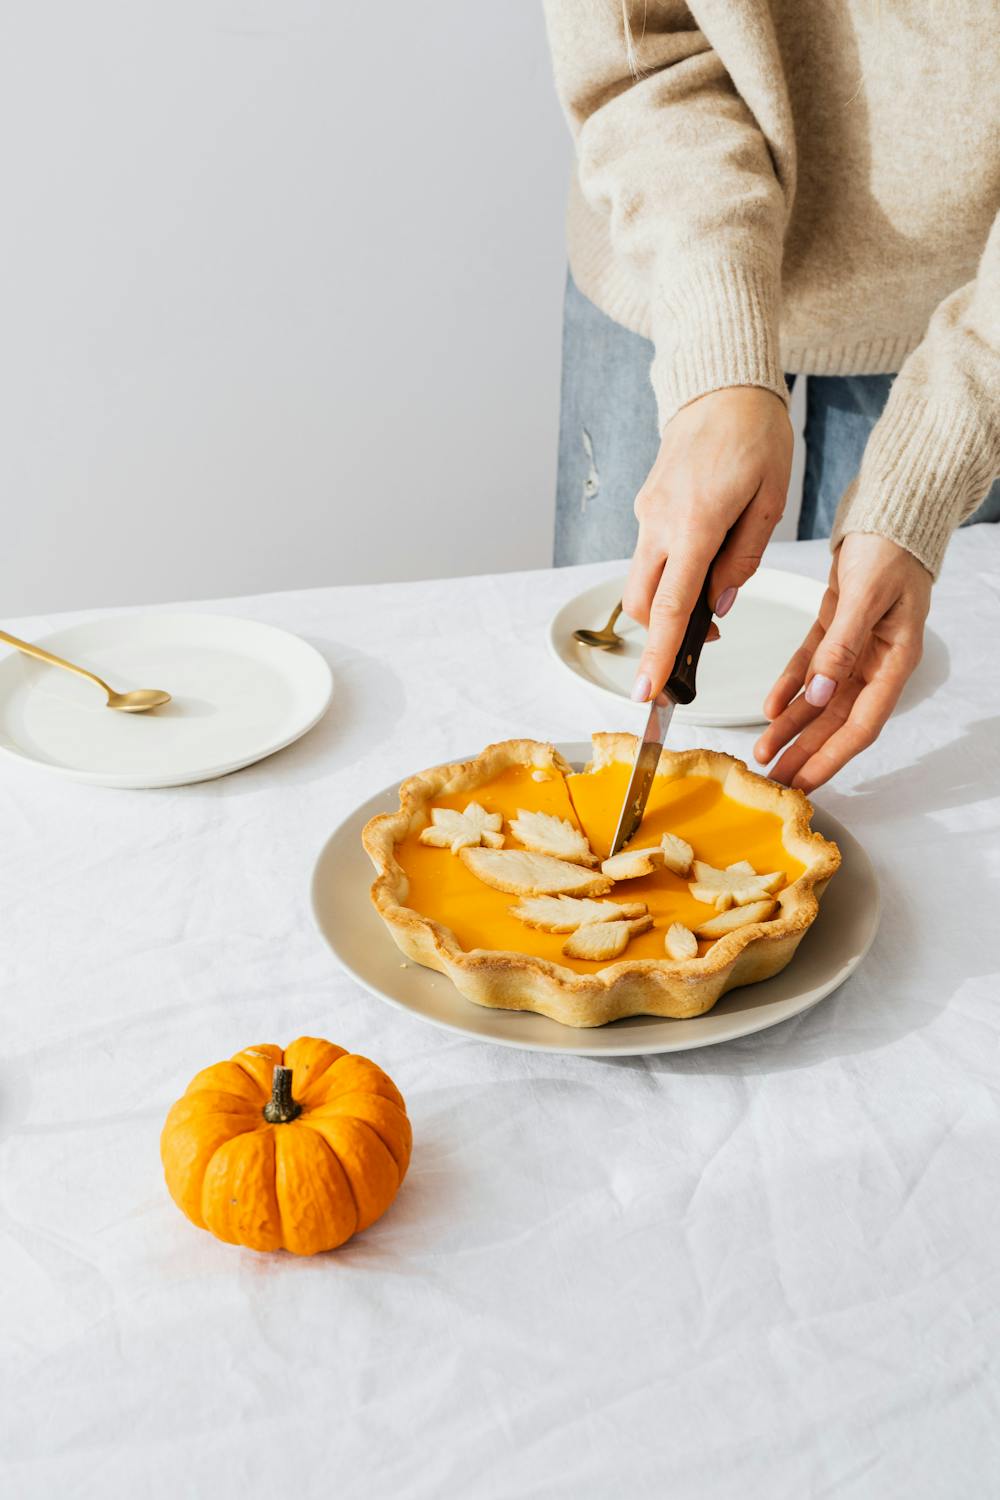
[554, 270, 1000, 565]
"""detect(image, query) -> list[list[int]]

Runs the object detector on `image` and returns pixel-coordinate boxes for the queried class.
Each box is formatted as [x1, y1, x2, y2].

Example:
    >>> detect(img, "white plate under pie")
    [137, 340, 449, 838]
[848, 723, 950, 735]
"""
[0, 613, 333, 788]
[311, 742, 879, 1057]
[548, 568, 826, 727]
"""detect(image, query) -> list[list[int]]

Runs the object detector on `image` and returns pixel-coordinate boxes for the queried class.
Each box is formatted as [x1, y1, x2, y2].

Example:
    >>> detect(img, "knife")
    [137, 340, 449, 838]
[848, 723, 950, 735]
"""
[608, 572, 716, 856]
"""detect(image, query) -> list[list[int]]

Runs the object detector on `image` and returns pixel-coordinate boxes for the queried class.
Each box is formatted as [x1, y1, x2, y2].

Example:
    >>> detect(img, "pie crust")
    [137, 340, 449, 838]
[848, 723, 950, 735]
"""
[362, 735, 841, 1028]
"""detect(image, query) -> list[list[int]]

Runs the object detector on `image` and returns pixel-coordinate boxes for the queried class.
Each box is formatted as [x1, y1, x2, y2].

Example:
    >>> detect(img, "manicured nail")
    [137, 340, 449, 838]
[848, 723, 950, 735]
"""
[805, 674, 836, 708]
[715, 586, 738, 618]
[631, 673, 652, 703]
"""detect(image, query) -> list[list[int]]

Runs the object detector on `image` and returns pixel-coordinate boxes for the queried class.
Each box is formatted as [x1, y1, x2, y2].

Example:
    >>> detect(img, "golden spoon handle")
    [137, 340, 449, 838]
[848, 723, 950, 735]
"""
[607, 601, 624, 630]
[0, 628, 111, 696]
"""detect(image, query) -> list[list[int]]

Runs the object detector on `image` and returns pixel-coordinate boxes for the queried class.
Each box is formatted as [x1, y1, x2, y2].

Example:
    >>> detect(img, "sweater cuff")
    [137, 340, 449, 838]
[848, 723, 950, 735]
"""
[830, 387, 999, 579]
[649, 258, 787, 429]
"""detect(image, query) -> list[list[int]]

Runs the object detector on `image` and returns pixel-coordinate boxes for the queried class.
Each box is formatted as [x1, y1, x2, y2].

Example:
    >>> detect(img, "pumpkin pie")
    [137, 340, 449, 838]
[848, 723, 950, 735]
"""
[362, 734, 840, 1028]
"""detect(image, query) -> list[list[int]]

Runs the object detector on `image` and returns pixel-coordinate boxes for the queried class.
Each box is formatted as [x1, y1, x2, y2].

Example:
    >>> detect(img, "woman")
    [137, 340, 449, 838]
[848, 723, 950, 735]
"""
[544, 1, 999, 790]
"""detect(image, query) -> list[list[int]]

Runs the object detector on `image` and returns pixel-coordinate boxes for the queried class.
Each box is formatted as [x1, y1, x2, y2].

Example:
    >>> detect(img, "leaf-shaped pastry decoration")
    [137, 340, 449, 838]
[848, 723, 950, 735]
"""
[688, 859, 784, 911]
[562, 915, 652, 961]
[694, 899, 778, 939]
[659, 833, 694, 877]
[419, 802, 505, 855]
[664, 922, 698, 960]
[510, 894, 647, 933]
[509, 808, 597, 866]
[600, 847, 666, 881]
[460, 847, 613, 897]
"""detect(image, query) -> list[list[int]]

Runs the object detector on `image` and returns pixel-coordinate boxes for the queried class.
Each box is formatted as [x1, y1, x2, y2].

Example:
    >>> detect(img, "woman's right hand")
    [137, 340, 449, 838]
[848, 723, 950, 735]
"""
[622, 386, 793, 702]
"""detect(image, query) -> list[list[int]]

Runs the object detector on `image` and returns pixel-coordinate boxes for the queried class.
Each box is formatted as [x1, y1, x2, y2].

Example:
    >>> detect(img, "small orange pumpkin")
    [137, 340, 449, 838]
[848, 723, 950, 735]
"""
[161, 1037, 412, 1255]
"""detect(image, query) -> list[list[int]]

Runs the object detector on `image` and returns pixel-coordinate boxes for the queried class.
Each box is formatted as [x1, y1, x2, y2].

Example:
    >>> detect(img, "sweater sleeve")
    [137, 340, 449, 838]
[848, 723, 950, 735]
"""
[830, 213, 1000, 579]
[542, 0, 794, 427]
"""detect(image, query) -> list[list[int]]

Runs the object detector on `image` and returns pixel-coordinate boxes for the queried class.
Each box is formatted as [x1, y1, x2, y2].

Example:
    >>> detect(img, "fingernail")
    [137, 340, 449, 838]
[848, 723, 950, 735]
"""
[805, 674, 836, 708]
[715, 586, 738, 618]
[631, 673, 652, 703]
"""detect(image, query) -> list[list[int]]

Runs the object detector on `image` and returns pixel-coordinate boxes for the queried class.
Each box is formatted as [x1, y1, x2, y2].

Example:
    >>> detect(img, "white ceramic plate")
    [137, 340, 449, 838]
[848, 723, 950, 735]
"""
[548, 568, 826, 727]
[311, 743, 879, 1057]
[0, 613, 333, 788]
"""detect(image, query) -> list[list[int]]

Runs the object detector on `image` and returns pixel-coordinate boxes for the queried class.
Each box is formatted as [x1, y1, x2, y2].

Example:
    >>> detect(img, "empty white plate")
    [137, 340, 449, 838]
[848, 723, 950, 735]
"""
[549, 568, 825, 726]
[311, 743, 879, 1057]
[0, 613, 333, 788]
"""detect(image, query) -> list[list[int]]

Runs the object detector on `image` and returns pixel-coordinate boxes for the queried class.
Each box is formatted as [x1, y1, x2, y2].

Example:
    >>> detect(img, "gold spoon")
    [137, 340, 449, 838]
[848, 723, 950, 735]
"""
[573, 600, 624, 651]
[0, 628, 171, 712]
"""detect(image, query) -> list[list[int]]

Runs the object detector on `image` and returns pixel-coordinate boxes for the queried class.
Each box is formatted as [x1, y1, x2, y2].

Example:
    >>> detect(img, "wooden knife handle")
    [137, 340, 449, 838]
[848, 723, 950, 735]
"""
[662, 560, 719, 706]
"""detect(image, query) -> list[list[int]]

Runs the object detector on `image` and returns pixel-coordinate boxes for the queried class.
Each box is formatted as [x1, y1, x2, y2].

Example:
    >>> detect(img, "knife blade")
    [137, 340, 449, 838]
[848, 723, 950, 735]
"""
[608, 691, 676, 856]
[608, 565, 717, 857]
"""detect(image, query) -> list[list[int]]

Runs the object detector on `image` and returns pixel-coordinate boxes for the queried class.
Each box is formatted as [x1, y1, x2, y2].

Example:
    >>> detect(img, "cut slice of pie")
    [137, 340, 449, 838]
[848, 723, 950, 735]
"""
[362, 734, 840, 1027]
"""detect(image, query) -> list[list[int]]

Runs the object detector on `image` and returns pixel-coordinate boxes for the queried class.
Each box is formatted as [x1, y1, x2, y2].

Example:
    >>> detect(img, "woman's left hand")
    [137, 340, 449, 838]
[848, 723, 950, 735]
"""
[753, 533, 932, 791]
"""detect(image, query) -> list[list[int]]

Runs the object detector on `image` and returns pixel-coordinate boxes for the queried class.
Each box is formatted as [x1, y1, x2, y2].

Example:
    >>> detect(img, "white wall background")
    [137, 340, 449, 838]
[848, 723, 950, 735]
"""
[1, 2, 571, 614]
[1, 3, 802, 617]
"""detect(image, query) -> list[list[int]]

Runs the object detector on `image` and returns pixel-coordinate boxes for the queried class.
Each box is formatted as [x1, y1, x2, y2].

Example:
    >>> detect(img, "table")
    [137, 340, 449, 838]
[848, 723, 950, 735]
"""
[3, 531, 998, 1499]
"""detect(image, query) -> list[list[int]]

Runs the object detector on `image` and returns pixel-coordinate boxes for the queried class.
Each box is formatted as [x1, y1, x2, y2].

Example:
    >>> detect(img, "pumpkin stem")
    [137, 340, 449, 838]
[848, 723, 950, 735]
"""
[263, 1066, 301, 1124]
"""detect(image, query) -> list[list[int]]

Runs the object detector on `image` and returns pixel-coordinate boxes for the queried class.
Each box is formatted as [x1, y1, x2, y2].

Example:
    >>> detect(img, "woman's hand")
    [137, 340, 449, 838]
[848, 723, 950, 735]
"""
[623, 387, 793, 702]
[754, 533, 931, 791]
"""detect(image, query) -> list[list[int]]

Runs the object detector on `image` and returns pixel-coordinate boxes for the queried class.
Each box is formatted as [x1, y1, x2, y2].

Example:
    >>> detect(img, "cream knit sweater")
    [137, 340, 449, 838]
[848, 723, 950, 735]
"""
[543, 0, 1000, 577]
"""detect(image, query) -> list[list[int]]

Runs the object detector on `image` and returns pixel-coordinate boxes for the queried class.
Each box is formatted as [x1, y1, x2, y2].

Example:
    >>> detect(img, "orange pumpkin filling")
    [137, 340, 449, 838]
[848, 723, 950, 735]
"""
[394, 762, 804, 974]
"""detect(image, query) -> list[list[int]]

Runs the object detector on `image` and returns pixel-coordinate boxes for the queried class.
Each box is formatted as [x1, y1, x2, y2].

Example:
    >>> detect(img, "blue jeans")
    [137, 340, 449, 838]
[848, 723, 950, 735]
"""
[555, 271, 1000, 564]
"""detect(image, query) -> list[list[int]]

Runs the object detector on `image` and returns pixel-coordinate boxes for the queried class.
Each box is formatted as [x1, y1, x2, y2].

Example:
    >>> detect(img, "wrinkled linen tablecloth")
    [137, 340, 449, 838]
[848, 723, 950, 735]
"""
[2, 531, 998, 1500]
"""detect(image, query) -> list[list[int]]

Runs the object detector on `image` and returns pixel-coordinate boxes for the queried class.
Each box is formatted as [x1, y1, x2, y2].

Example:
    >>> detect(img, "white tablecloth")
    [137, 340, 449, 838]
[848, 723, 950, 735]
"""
[3, 531, 999, 1499]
